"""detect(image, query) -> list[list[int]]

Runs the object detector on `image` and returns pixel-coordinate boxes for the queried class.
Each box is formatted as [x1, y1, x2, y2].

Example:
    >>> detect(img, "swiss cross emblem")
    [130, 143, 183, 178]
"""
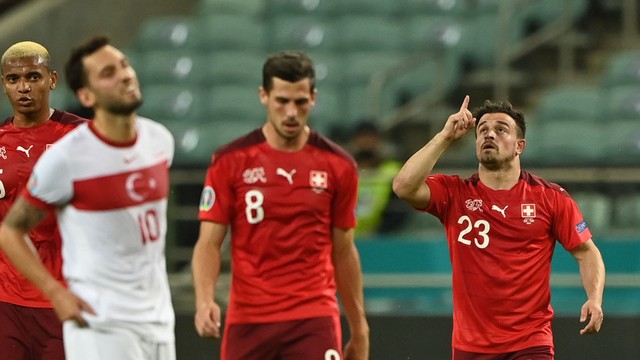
[521, 204, 536, 224]
[309, 170, 328, 189]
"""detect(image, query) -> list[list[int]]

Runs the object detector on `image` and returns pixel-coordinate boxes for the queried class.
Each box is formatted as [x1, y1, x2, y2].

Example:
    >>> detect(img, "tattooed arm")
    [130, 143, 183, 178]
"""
[0, 196, 94, 325]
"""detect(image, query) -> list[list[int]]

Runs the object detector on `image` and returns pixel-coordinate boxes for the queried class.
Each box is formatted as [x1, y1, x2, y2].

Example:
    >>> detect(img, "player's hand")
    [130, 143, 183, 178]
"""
[579, 299, 603, 335]
[441, 95, 476, 141]
[49, 287, 95, 327]
[195, 301, 222, 338]
[343, 330, 370, 360]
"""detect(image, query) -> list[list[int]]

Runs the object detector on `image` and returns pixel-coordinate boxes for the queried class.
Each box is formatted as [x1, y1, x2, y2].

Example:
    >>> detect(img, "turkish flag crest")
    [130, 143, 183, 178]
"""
[309, 170, 328, 189]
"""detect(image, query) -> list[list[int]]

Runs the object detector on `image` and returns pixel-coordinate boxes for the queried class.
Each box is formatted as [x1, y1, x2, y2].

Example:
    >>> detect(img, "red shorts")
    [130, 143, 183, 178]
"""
[222, 316, 342, 360]
[453, 346, 554, 360]
[0, 301, 64, 360]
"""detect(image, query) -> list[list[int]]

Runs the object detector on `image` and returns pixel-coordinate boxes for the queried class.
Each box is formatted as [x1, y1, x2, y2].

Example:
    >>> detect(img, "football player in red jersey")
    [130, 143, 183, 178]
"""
[192, 51, 369, 360]
[393, 96, 605, 359]
[0, 41, 86, 360]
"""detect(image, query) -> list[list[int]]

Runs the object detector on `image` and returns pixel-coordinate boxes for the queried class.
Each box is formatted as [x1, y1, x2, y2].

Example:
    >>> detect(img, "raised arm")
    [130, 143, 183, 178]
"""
[192, 220, 227, 338]
[392, 96, 476, 209]
[0, 196, 94, 325]
[332, 227, 369, 360]
[570, 239, 605, 335]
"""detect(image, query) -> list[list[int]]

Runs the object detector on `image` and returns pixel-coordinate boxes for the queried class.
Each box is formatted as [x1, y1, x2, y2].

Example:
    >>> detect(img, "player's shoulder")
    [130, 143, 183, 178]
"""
[0, 115, 12, 127]
[214, 128, 265, 159]
[50, 109, 89, 126]
[307, 130, 356, 166]
[520, 170, 569, 197]
[135, 116, 174, 143]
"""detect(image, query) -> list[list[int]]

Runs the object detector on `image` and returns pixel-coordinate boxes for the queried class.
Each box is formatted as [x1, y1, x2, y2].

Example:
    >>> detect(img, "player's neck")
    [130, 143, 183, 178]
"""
[92, 110, 137, 143]
[262, 124, 309, 152]
[12, 107, 53, 128]
[478, 163, 521, 190]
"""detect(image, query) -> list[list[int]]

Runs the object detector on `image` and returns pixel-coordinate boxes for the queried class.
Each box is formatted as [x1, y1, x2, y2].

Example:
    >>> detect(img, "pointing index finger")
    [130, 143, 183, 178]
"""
[460, 95, 470, 112]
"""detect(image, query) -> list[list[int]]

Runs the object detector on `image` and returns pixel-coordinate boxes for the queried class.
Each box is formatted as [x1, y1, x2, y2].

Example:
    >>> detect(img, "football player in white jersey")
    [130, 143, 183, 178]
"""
[0, 35, 176, 360]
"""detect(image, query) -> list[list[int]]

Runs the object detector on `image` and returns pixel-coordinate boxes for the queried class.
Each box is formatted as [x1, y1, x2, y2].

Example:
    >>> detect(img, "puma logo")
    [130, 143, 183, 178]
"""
[276, 168, 296, 184]
[491, 205, 508, 218]
[16, 145, 33, 158]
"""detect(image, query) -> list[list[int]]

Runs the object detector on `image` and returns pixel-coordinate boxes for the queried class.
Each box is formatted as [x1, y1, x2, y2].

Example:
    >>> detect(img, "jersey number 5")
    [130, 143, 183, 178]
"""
[457, 215, 490, 249]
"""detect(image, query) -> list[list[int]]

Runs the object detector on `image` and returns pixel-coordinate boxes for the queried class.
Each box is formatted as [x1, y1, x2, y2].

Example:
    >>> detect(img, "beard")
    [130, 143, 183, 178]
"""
[104, 97, 143, 116]
[478, 151, 516, 171]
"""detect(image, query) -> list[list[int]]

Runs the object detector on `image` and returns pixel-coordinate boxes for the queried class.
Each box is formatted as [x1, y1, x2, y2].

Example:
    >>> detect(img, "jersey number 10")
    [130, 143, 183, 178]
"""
[139, 209, 160, 244]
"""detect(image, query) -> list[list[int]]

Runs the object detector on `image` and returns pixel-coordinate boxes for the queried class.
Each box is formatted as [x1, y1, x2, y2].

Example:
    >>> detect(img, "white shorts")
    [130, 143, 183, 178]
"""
[63, 321, 176, 360]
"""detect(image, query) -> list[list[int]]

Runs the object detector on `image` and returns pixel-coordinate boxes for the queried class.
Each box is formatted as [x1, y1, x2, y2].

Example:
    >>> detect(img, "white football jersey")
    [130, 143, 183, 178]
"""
[25, 117, 175, 340]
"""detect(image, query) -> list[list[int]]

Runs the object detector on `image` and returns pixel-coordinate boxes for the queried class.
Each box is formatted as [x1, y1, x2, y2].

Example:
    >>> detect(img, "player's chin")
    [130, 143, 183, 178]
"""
[281, 124, 302, 136]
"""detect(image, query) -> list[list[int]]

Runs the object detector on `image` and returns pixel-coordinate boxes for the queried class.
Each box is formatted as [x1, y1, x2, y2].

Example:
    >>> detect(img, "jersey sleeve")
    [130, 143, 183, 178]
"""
[552, 191, 592, 251]
[24, 145, 73, 209]
[198, 154, 233, 224]
[425, 174, 457, 217]
[331, 158, 358, 229]
[144, 118, 175, 167]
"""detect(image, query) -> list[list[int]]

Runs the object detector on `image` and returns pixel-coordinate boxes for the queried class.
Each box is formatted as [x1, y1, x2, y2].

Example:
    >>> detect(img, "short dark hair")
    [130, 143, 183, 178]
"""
[262, 50, 315, 92]
[65, 35, 111, 93]
[473, 100, 526, 138]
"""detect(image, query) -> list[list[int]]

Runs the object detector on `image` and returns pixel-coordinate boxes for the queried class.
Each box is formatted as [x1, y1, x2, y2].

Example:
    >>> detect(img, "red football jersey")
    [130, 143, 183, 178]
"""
[199, 129, 358, 325]
[426, 171, 591, 353]
[0, 110, 86, 307]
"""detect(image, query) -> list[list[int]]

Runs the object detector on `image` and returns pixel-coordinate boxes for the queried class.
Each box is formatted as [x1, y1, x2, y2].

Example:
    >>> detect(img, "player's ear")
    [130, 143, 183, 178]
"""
[258, 86, 268, 106]
[76, 87, 95, 108]
[49, 71, 58, 90]
[516, 138, 526, 155]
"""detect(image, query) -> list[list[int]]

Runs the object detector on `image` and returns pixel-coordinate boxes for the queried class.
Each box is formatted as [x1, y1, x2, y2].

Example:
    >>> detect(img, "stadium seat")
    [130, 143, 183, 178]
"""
[165, 119, 257, 167]
[341, 50, 404, 118]
[601, 51, 640, 88]
[333, 0, 402, 16]
[602, 120, 640, 166]
[404, 14, 466, 54]
[268, 15, 340, 52]
[135, 50, 206, 87]
[603, 85, 640, 120]
[535, 120, 606, 166]
[612, 194, 640, 231]
[195, 14, 266, 52]
[385, 52, 460, 111]
[457, 14, 523, 68]
[132, 17, 200, 51]
[310, 84, 345, 134]
[306, 51, 344, 86]
[205, 85, 264, 124]
[197, 0, 264, 17]
[139, 85, 205, 124]
[267, 0, 335, 16]
[532, 85, 603, 124]
[336, 16, 405, 51]
[461, 0, 503, 13]
[403, 0, 467, 15]
[520, 120, 547, 167]
[202, 50, 264, 86]
[342, 51, 404, 86]
[517, 0, 589, 31]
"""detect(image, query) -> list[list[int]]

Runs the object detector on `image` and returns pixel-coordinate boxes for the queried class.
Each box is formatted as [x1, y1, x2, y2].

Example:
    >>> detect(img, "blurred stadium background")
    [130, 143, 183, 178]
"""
[1, 0, 639, 358]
